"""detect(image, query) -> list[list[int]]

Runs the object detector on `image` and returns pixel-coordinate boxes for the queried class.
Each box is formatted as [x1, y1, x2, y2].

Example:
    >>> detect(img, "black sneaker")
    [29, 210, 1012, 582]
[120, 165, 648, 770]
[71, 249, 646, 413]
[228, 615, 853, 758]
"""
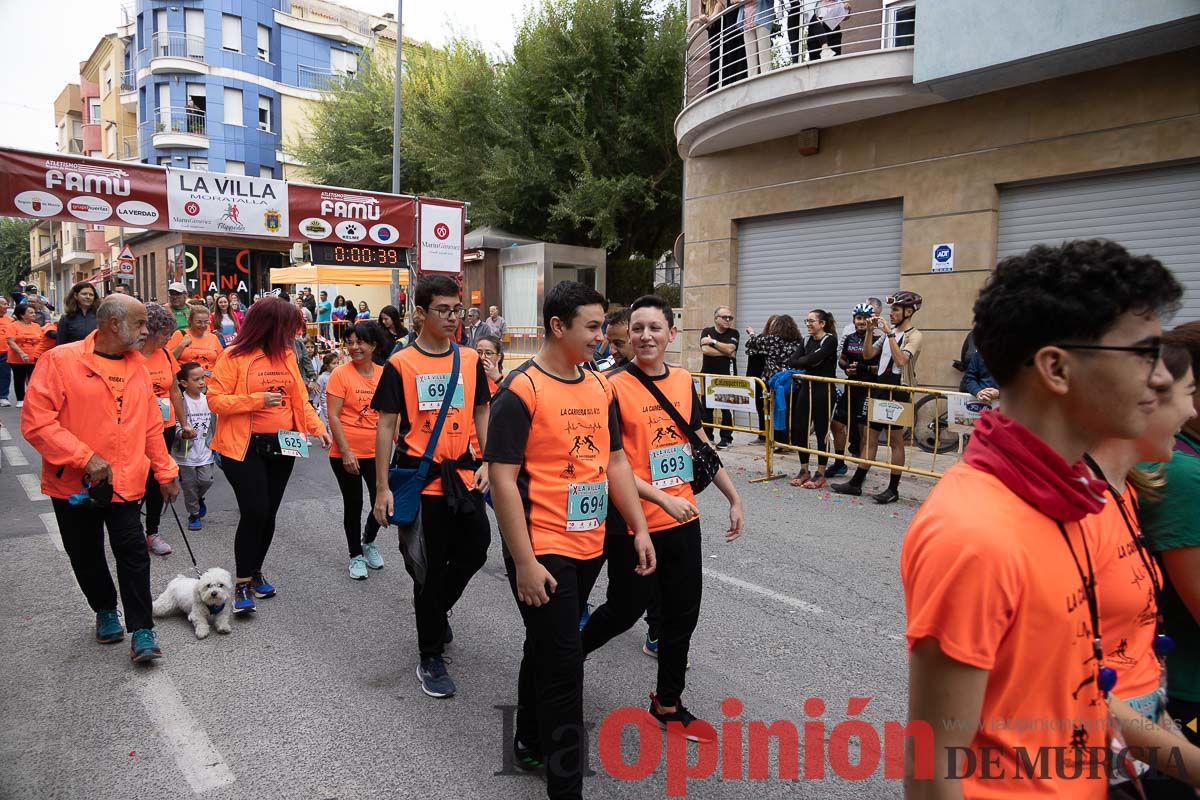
[648, 693, 714, 743]
[830, 481, 862, 496]
[715, 440, 732, 451]
[513, 737, 544, 773]
[872, 488, 900, 505]
[417, 656, 456, 698]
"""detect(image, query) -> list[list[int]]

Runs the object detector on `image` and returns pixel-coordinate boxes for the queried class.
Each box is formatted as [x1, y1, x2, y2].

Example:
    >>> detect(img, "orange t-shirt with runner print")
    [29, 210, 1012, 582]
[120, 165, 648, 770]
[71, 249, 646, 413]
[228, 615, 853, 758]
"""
[485, 361, 622, 561]
[326, 361, 383, 460]
[901, 462, 1108, 799]
[245, 354, 299, 434]
[141, 346, 181, 426]
[1087, 483, 1161, 702]
[370, 342, 490, 496]
[607, 363, 702, 533]
[169, 329, 224, 373]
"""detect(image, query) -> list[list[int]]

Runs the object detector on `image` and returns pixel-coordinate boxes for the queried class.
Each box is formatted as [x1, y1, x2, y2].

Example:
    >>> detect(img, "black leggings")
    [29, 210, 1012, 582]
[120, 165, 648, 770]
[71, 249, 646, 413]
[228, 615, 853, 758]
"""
[328, 456, 380, 557]
[582, 520, 702, 707]
[10, 363, 34, 401]
[505, 550, 604, 800]
[806, 20, 843, 58]
[791, 382, 832, 468]
[143, 427, 177, 535]
[220, 442, 296, 579]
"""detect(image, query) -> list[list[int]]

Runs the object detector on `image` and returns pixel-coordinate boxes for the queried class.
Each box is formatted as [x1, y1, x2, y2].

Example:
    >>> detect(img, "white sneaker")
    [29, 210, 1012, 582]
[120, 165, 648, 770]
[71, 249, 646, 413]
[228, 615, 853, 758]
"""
[15, 400, 22, 408]
[0, 399, 10, 407]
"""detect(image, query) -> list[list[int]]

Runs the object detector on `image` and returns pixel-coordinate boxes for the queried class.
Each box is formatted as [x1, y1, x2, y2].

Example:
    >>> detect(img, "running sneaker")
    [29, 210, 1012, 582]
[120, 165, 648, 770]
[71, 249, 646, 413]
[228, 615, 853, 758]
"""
[830, 481, 862, 496]
[348, 555, 368, 580]
[715, 440, 731, 450]
[578, 602, 592, 632]
[643, 635, 659, 658]
[0, 399, 10, 407]
[361, 542, 385, 570]
[187, 515, 202, 531]
[513, 738, 545, 773]
[198, 499, 207, 519]
[417, 656, 456, 698]
[872, 488, 900, 505]
[129, 629, 162, 663]
[146, 533, 173, 556]
[648, 693, 714, 742]
[233, 583, 256, 614]
[251, 572, 276, 598]
[95, 609, 124, 643]
[825, 463, 848, 478]
[15, 400, 22, 408]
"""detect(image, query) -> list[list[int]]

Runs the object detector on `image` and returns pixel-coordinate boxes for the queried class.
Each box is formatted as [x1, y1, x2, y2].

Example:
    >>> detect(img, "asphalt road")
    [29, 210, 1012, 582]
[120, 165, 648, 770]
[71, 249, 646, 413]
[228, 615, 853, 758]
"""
[0, 404, 926, 799]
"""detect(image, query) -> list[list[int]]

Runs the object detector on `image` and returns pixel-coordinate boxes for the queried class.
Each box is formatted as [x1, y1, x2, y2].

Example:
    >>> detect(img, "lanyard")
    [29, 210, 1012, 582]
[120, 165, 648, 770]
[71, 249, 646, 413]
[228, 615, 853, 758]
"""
[1055, 520, 1117, 697]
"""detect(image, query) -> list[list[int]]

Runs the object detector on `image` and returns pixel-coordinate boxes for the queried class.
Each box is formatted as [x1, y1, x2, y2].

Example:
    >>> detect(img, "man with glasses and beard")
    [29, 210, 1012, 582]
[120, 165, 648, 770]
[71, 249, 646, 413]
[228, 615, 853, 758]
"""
[700, 306, 739, 450]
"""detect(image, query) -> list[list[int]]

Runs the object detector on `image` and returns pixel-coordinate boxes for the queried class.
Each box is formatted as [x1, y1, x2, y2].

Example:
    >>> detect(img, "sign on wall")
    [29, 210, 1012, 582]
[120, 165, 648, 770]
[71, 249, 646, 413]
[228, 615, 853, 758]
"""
[289, 184, 416, 248]
[931, 242, 954, 272]
[418, 198, 465, 274]
[0, 148, 169, 230]
[166, 168, 290, 238]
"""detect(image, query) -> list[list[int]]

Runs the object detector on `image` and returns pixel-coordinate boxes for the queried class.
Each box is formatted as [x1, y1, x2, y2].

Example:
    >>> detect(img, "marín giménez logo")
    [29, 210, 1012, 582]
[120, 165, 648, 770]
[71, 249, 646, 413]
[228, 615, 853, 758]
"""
[434, 222, 450, 240]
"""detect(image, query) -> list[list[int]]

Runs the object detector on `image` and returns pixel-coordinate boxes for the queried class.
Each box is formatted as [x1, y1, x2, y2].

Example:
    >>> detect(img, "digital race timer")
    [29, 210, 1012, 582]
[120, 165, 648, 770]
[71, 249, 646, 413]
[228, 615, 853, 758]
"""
[310, 243, 404, 266]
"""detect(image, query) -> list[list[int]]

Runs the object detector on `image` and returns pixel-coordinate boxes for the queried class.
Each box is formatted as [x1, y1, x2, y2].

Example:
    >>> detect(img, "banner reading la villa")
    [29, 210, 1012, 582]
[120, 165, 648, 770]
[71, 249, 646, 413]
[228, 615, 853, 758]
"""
[0, 146, 456, 263]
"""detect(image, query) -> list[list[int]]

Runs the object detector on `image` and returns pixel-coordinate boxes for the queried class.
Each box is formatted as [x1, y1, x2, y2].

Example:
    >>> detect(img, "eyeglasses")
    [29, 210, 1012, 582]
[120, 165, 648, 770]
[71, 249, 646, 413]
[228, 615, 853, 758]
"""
[1058, 338, 1162, 365]
[424, 304, 466, 319]
[716, 315, 734, 321]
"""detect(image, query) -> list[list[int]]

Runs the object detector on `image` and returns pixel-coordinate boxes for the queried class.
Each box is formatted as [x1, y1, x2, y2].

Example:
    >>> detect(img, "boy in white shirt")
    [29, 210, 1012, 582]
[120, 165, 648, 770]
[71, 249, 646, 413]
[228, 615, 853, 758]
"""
[175, 362, 216, 531]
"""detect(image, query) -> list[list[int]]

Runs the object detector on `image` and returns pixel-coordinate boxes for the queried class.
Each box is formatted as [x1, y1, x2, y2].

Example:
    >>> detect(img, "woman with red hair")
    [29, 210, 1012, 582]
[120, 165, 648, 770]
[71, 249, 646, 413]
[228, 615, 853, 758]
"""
[208, 297, 332, 614]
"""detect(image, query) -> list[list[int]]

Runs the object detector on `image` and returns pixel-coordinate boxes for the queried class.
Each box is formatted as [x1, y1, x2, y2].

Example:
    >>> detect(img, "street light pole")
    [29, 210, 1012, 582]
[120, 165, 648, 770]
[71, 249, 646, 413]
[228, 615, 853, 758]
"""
[390, 0, 403, 311]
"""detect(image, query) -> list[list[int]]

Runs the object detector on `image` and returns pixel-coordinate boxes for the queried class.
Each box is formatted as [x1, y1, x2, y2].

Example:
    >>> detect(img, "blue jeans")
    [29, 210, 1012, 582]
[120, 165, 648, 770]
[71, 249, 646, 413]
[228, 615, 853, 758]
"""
[0, 353, 10, 402]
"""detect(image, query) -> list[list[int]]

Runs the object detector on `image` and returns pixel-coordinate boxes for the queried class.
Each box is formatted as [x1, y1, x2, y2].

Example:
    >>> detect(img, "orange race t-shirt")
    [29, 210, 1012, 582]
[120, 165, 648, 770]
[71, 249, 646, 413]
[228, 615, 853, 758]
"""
[141, 346, 181, 426]
[485, 361, 622, 561]
[326, 361, 383, 460]
[87, 350, 134, 426]
[370, 343, 489, 496]
[1087, 484, 1161, 702]
[608, 363, 702, 533]
[169, 329, 224, 373]
[901, 462, 1109, 799]
[0, 315, 11, 349]
[35, 323, 57, 359]
[7, 320, 46, 363]
[245, 353, 299, 434]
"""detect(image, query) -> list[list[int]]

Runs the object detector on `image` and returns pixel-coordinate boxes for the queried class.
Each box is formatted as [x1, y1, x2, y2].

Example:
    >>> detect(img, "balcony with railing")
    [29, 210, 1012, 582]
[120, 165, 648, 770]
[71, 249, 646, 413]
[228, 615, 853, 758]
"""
[118, 1, 135, 37]
[296, 64, 340, 91]
[145, 107, 208, 149]
[62, 231, 92, 265]
[149, 32, 208, 74]
[278, 0, 382, 45]
[120, 134, 139, 161]
[119, 68, 137, 107]
[676, 0, 936, 157]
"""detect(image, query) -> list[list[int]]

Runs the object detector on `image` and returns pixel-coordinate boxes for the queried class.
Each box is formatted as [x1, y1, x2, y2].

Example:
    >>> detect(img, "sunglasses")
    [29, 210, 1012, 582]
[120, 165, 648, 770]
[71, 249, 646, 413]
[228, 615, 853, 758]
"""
[716, 315, 734, 321]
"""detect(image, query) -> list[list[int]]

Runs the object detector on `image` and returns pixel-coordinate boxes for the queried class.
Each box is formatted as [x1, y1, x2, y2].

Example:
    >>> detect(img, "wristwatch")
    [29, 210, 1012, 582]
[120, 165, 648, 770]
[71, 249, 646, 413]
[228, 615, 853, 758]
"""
[886, 333, 896, 339]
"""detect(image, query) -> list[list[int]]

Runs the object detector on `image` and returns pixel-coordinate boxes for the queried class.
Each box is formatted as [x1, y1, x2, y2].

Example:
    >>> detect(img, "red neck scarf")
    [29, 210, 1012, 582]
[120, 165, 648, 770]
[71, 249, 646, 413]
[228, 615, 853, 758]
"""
[963, 410, 1107, 522]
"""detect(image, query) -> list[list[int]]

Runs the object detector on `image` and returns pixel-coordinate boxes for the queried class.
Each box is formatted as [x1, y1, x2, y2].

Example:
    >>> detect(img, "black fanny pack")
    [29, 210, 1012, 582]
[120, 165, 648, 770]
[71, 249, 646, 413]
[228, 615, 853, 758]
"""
[250, 432, 284, 457]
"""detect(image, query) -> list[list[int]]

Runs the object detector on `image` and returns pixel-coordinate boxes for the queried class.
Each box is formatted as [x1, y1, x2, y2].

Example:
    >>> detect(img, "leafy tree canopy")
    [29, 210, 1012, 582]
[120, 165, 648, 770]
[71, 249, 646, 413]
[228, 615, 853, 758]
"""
[0, 217, 32, 293]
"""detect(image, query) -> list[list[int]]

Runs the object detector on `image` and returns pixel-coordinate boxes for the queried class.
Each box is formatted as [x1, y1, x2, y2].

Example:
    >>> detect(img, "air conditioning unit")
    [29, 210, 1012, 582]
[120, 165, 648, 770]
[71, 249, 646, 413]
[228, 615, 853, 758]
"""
[290, 242, 307, 263]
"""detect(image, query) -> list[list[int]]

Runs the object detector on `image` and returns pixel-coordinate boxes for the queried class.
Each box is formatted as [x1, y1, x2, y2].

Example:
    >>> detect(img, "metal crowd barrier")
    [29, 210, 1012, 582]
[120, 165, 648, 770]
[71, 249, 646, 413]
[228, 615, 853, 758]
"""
[691, 373, 779, 482]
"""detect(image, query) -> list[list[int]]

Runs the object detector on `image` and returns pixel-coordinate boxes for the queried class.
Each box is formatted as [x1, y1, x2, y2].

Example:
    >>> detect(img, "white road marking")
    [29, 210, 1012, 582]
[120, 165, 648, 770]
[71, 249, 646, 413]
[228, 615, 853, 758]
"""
[4, 445, 28, 466]
[39, 512, 63, 552]
[137, 670, 236, 794]
[17, 473, 47, 501]
[0, 427, 11, 440]
[703, 567, 824, 615]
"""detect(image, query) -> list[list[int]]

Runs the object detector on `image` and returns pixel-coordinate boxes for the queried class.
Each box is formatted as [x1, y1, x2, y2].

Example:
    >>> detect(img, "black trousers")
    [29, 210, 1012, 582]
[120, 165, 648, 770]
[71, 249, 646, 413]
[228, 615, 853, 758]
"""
[703, 406, 734, 445]
[807, 20, 843, 58]
[11, 363, 34, 401]
[505, 550, 604, 800]
[787, 1, 805, 62]
[143, 427, 177, 535]
[328, 456, 380, 557]
[52, 499, 152, 631]
[220, 444, 296, 578]
[582, 520, 702, 708]
[791, 382, 832, 468]
[405, 492, 490, 659]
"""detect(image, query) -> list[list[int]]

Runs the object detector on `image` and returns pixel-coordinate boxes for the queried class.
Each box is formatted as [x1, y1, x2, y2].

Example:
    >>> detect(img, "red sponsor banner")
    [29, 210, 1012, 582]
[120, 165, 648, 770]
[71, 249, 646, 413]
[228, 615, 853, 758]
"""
[288, 183, 416, 248]
[0, 147, 170, 231]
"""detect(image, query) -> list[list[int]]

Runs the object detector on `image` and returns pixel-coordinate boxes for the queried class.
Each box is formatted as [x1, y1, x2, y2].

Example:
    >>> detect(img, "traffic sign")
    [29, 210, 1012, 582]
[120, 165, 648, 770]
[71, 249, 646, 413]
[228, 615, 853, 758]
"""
[117, 243, 135, 277]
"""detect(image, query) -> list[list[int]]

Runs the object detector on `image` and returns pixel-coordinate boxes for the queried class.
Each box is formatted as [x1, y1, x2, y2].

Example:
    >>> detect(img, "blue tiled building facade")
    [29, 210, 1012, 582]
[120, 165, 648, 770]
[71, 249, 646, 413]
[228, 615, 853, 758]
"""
[126, 0, 378, 177]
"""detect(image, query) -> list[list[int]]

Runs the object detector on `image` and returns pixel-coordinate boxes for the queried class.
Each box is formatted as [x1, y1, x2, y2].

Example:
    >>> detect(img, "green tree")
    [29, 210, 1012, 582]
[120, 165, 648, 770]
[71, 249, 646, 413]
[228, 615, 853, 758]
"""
[0, 217, 32, 292]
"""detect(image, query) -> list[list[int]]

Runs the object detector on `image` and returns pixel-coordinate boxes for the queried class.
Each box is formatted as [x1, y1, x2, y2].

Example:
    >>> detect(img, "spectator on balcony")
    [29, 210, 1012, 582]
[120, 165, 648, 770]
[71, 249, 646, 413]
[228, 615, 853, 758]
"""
[57, 282, 99, 346]
[743, 0, 775, 77]
[186, 98, 204, 134]
[807, 0, 850, 60]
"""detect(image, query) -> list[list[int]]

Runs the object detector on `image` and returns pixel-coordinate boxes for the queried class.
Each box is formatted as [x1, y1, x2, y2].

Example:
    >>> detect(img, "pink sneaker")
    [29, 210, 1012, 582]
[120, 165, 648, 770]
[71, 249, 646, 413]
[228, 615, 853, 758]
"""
[146, 533, 173, 556]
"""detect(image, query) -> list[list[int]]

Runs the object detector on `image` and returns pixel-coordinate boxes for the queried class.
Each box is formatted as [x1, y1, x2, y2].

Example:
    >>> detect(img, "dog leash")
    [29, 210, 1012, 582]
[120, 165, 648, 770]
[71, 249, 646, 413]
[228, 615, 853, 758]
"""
[167, 502, 203, 579]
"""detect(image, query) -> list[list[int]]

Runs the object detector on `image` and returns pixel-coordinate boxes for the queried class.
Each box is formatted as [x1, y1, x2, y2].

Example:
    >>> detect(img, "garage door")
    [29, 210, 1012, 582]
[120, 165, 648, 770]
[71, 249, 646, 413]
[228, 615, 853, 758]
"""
[998, 164, 1200, 323]
[735, 200, 903, 371]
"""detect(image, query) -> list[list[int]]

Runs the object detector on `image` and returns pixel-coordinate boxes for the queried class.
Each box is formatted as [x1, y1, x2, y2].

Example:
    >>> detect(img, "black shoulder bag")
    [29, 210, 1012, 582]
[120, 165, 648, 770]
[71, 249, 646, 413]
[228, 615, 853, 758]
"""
[629, 366, 722, 494]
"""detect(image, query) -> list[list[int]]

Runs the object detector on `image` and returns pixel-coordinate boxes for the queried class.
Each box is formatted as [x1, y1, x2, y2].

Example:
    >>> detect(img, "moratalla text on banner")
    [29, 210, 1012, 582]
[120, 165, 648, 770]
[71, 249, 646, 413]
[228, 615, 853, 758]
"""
[166, 168, 290, 238]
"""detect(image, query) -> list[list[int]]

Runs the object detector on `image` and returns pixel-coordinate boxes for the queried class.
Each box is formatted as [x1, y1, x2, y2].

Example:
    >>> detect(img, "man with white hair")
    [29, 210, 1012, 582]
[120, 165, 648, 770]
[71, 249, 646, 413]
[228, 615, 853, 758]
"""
[22, 295, 181, 664]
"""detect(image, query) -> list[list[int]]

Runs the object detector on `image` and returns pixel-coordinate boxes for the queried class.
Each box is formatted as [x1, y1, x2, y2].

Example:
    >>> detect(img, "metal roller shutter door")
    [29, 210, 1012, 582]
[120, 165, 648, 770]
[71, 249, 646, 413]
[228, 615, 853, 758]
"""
[998, 164, 1200, 323]
[735, 201, 903, 372]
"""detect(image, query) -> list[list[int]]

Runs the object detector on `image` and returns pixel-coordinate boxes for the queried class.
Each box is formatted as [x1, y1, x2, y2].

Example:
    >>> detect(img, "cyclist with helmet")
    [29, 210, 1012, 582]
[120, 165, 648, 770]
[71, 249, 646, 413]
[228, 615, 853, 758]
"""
[832, 290, 924, 504]
[828, 303, 882, 476]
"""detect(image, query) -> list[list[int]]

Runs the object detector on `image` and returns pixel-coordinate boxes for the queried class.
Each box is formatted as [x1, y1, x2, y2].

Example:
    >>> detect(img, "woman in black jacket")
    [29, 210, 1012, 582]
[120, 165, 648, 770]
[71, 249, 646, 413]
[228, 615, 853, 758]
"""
[55, 282, 98, 345]
[787, 309, 838, 489]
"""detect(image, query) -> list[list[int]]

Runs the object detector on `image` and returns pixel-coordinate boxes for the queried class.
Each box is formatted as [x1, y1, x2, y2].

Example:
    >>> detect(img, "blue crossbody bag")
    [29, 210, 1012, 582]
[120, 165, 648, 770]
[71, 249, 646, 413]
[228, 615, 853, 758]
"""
[387, 343, 459, 526]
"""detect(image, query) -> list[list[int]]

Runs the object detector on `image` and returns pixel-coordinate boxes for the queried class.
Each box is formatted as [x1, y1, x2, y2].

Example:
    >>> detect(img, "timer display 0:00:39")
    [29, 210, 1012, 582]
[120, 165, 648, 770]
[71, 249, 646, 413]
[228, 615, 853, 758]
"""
[311, 243, 402, 266]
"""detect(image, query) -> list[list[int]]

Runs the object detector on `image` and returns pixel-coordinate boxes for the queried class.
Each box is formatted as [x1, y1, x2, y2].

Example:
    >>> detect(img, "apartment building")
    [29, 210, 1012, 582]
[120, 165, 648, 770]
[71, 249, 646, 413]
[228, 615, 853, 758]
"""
[678, 0, 1200, 388]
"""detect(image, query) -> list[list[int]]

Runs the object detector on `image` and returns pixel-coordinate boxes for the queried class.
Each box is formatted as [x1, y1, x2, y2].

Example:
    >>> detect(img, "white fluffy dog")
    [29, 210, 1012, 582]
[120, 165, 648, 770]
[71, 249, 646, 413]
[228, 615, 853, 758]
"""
[152, 568, 234, 639]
